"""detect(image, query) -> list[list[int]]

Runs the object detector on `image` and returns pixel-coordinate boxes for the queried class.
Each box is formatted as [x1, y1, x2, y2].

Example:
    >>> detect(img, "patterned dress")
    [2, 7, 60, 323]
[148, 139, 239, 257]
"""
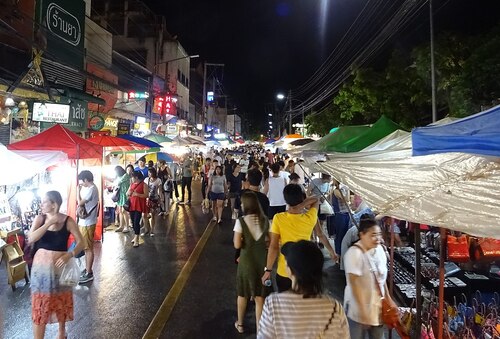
[31, 216, 73, 325]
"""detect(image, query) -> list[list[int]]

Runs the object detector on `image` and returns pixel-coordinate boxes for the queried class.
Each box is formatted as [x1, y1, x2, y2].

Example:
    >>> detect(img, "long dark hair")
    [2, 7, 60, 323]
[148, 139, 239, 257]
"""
[240, 191, 267, 228]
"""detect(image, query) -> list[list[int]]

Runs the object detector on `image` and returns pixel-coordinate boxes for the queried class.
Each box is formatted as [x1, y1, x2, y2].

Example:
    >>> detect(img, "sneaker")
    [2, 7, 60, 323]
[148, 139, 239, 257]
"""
[122, 228, 130, 233]
[178, 201, 185, 205]
[79, 271, 94, 284]
[80, 269, 87, 277]
[150, 233, 155, 237]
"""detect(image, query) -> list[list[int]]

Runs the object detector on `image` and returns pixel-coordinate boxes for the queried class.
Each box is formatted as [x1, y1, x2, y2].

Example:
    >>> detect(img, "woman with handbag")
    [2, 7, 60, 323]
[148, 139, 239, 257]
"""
[343, 216, 397, 339]
[126, 171, 149, 247]
[258, 240, 349, 338]
[28, 191, 85, 339]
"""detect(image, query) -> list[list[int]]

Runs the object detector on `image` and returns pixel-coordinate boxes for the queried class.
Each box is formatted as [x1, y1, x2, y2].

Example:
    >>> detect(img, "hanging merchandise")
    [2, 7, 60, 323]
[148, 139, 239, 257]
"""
[447, 235, 470, 263]
[473, 238, 500, 261]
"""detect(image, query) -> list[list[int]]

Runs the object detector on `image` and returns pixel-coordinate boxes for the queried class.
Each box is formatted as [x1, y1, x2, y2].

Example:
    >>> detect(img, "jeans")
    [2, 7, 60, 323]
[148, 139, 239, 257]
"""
[201, 176, 208, 199]
[171, 180, 179, 198]
[181, 176, 192, 201]
[333, 212, 350, 254]
[129, 210, 142, 235]
[348, 318, 385, 339]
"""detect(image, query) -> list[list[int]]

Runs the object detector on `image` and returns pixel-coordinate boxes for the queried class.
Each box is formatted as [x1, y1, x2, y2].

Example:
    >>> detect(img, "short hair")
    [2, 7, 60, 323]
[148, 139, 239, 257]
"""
[45, 190, 63, 210]
[159, 160, 166, 165]
[321, 173, 331, 180]
[289, 173, 300, 181]
[246, 169, 263, 186]
[138, 157, 146, 163]
[131, 170, 144, 181]
[205, 157, 211, 161]
[270, 163, 280, 174]
[126, 164, 134, 172]
[78, 170, 94, 182]
[147, 160, 154, 167]
[283, 184, 305, 207]
[115, 166, 126, 177]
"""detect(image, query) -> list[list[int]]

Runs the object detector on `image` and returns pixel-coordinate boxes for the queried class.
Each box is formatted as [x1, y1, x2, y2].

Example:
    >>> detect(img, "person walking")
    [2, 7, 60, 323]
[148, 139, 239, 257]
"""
[114, 166, 131, 233]
[206, 165, 227, 224]
[331, 179, 351, 257]
[233, 191, 271, 334]
[263, 163, 287, 220]
[134, 157, 149, 178]
[227, 163, 245, 219]
[343, 216, 394, 339]
[143, 167, 162, 237]
[76, 170, 99, 284]
[29, 191, 85, 339]
[257, 240, 350, 338]
[157, 160, 172, 217]
[201, 157, 212, 200]
[168, 161, 181, 202]
[179, 155, 194, 204]
[127, 171, 149, 247]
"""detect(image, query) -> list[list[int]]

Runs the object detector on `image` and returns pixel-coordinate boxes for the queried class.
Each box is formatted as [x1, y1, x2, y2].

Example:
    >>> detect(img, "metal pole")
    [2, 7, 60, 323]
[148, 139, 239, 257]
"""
[430, 0, 437, 123]
[288, 89, 292, 134]
[437, 227, 446, 339]
[162, 61, 169, 125]
[301, 107, 305, 137]
[415, 224, 422, 339]
[202, 62, 207, 135]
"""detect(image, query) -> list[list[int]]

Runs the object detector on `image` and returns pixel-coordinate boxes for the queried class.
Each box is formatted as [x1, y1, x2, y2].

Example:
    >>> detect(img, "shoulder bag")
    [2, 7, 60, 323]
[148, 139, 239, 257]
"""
[123, 183, 141, 212]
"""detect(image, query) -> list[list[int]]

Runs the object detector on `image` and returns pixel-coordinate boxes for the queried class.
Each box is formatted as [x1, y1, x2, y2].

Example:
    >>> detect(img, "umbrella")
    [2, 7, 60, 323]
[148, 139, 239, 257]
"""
[144, 133, 173, 144]
[289, 138, 315, 146]
[236, 139, 245, 144]
[88, 135, 149, 151]
[264, 138, 275, 144]
[118, 134, 162, 151]
[284, 134, 303, 139]
[157, 152, 175, 162]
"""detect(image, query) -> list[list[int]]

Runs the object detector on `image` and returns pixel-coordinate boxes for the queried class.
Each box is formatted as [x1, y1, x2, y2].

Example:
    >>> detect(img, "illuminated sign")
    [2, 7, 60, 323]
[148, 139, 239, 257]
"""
[207, 91, 214, 102]
[136, 117, 146, 124]
[153, 95, 177, 115]
[128, 91, 149, 100]
[32, 102, 70, 123]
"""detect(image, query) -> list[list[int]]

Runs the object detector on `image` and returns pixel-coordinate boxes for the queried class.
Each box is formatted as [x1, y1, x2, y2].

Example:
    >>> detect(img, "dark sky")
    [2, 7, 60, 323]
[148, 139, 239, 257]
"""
[144, 0, 500, 132]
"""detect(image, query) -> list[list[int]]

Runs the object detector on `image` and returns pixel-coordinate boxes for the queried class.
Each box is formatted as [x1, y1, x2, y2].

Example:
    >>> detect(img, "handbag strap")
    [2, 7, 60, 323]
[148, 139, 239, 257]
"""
[317, 299, 338, 339]
[353, 243, 385, 299]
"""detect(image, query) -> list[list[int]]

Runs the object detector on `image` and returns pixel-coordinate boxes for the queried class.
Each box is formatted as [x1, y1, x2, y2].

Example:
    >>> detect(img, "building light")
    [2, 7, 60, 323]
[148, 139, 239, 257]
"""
[128, 91, 149, 100]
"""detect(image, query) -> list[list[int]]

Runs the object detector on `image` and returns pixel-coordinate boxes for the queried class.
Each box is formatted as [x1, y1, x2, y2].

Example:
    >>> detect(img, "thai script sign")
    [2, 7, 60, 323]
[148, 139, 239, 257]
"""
[46, 3, 81, 46]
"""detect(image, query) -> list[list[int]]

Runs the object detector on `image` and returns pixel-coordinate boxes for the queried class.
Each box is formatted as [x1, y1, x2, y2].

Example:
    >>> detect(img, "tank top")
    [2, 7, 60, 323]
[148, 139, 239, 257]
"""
[267, 176, 287, 206]
[37, 216, 70, 252]
[210, 175, 226, 194]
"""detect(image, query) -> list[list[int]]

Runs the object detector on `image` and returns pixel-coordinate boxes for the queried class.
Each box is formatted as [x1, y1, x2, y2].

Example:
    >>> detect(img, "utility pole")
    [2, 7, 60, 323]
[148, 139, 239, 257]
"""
[201, 63, 225, 136]
[430, 0, 437, 123]
[288, 89, 292, 134]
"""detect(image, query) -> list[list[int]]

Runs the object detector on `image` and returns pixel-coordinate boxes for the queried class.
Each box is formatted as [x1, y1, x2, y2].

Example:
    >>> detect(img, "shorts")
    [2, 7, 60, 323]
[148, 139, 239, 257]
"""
[147, 198, 160, 211]
[79, 225, 96, 250]
[209, 192, 225, 201]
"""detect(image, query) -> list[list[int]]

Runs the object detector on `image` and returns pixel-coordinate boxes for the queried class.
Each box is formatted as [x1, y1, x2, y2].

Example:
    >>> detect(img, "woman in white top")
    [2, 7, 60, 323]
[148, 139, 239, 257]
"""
[263, 163, 287, 220]
[343, 217, 395, 339]
[143, 167, 163, 236]
[258, 240, 349, 338]
[233, 191, 271, 334]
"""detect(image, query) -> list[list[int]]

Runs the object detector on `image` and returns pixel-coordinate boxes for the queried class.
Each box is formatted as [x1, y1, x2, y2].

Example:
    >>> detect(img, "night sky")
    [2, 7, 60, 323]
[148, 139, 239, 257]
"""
[144, 0, 500, 132]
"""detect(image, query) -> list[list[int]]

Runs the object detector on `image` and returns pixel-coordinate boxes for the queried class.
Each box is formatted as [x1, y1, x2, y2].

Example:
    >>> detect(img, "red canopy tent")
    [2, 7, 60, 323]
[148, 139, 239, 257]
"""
[87, 135, 149, 151]
[8, 124, 102, 159]
[8, 124, 105, 241]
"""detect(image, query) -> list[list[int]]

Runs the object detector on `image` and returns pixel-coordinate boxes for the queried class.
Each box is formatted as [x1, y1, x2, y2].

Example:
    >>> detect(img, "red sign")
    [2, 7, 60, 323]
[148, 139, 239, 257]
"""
[86, 63, 118, 113]
[153, 95, 177, 116]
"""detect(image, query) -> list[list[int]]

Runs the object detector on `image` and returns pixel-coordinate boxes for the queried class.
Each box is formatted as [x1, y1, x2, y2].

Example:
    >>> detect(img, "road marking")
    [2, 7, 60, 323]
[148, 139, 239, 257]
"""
[142, 219, 216, 339]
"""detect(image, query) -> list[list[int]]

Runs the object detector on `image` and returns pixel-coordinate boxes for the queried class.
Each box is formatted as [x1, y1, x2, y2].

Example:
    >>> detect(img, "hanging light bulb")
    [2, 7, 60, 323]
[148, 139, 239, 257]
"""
[4, 97, 15, 107]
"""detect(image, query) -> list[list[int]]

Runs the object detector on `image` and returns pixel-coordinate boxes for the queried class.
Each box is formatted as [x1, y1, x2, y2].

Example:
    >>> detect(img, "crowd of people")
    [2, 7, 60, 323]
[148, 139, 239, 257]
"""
[26, 145, 396, 339]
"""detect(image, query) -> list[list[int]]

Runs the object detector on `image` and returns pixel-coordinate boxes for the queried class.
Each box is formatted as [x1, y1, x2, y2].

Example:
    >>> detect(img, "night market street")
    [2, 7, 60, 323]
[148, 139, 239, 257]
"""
[1, 181, 345, 339]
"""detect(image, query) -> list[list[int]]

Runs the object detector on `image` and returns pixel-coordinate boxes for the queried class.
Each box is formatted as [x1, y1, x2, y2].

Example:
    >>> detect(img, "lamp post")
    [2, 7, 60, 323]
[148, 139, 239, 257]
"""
[276, 92, 306, 136]
[154, 55, 199, 125]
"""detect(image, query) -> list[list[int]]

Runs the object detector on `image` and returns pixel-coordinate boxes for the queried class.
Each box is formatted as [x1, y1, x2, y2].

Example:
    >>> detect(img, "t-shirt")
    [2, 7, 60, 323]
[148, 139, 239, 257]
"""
[270, 207, 318, 277]
[135, 166, 149, 178]
[78, 184, 99, 226]
[343, 244, 387, 326]
[227, 172, 244, 193]
[258, 292, 349, 339]
[310, 178, 330, 197]
[145, 177, 162, 199]
[233, 215, 265, 241]
[210, 175, 226, 194]
[182, 159, 193, 177]
[239, 158, 250, 173]
[241, 189, 270, 218]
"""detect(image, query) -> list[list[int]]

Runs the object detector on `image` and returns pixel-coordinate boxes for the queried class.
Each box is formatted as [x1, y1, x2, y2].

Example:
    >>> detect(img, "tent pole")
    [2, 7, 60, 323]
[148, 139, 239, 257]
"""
[437, 227, 446, 339]
[389, 224, 395, 339]
[415, 223, 422, 339]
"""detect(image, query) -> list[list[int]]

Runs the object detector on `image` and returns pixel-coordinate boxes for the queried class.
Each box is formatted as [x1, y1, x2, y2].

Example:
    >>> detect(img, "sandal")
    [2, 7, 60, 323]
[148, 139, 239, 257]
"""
[234, 322, 244, 334]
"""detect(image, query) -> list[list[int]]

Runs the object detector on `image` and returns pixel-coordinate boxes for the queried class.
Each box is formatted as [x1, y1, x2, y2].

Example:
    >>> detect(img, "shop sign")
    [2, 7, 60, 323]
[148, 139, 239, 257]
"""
[86, 63, 118, 113]
[117, 122, 131, 135]
[40, 99, 88, 132]
[88, 114, 105, 131]
[36, 0, 85, 68]
[89, 130, 110, 138]
[104, 118, 118, 129]
[32, 102, 70, 123]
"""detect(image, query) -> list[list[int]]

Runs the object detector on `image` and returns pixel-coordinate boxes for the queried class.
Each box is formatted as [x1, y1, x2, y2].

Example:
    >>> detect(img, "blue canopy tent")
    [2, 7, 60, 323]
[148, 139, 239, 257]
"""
[412, 105, 500, 157]
[118, 134, 162, 149]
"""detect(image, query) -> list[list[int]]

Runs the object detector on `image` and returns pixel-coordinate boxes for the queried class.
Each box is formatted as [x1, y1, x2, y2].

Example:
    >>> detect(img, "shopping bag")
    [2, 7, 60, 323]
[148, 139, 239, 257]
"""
[59, 258, 80, 287]
[473, 238, 500, 260]
[111, 186, 120, 202]
[319, 200, 334, 215]
[447, 235, 470, 263]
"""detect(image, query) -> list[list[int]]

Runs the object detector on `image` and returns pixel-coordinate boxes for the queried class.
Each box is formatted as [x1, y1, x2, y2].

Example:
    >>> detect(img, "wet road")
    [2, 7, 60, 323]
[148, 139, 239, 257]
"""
[1, 180, 348, 339]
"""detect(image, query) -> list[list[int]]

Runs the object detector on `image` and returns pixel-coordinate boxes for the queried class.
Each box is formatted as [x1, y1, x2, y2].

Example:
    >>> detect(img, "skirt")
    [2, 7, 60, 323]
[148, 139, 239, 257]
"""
[31, 249, 74, 325]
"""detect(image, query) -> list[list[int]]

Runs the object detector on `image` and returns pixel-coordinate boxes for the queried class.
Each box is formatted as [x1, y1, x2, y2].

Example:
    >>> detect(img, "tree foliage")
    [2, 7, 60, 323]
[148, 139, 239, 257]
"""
[306, 25, 500, 135]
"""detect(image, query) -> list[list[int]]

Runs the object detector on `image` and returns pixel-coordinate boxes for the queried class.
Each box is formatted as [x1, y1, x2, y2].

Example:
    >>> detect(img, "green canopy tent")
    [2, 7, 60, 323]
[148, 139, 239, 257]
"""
[300, 125, 370, 153]
[336, 115, 404, 153]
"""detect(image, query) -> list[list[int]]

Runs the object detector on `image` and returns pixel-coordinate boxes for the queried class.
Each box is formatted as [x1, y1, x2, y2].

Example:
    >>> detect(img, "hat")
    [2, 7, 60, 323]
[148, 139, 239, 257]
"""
[281, 240, 323, 278]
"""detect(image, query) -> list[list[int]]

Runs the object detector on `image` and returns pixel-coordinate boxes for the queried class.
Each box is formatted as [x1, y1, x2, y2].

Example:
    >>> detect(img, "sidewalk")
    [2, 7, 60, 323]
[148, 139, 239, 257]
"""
[1, 180, 211, 339]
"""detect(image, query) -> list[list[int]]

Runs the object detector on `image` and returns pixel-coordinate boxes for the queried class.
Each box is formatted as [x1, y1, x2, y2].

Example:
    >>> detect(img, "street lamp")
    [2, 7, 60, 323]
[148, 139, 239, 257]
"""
[276, 93, 285, 100]
[276, 92, 307, 137]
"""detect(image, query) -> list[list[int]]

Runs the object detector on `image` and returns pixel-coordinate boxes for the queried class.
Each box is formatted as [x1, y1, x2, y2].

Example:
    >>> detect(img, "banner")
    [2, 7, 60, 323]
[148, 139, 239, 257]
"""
[86, 63, 118, 113]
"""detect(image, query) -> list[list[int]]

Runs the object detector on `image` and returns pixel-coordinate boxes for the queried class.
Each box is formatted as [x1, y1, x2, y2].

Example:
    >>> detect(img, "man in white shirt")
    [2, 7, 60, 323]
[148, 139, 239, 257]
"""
[77, 170, 99, 284]
[239, 153, 250, 174]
